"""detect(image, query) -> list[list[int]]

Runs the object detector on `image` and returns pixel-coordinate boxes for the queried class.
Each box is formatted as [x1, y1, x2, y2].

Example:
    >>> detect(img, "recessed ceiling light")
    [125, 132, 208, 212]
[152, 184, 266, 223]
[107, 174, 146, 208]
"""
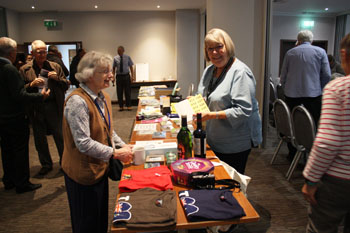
[31, 6, 35, 9]
[157, 5, 160, 9]
[325, 8, 329, 11]
[94, 5, 98, 9]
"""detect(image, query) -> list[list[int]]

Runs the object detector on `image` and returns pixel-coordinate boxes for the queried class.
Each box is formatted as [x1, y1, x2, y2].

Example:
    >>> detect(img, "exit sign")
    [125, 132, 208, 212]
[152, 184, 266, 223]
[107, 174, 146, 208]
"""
[44, 19, 58, 28]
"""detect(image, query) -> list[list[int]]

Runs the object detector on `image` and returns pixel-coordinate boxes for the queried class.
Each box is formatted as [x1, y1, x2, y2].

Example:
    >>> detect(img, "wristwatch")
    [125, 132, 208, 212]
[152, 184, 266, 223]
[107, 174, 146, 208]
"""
[305, 179, 317, 186]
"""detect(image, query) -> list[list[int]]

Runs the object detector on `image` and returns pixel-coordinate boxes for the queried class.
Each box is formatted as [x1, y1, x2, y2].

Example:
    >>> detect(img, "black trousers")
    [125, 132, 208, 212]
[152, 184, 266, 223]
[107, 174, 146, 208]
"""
[64, 173, 109, 233]
[116, 74, 131, 108]
[285, 95, 322, 157]
[29, 101, 64, 168]
[0, 116, 31, 188]
[284, 95, 322, 127]
[213, 148, 251, 175]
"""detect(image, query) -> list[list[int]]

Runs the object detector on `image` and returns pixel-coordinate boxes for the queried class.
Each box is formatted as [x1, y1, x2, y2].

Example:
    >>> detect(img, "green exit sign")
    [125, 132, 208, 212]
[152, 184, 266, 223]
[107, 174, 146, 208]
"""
[44, 20, 58, 28]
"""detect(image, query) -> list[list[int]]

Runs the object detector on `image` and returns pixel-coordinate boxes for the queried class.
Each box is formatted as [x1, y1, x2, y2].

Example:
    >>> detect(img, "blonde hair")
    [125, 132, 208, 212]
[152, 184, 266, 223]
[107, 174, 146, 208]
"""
[204, 28, 235, 61]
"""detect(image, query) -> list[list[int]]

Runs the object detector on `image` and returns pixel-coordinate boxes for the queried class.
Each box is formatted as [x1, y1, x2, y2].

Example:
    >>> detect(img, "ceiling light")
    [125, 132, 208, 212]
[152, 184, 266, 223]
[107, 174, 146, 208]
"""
[325, 8, 329, 11]
[157, 5, 160, 9]
[31, 6, 35, 9]
[94, 5, 98, 9]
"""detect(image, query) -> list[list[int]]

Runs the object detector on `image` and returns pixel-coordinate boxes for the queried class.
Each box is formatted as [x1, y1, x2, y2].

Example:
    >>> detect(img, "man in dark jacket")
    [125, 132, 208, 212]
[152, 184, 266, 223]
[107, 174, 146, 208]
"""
[46, 45, 69, 77]
[0, 37, 49, 193]
[69, 48, 85, 88]
[20, 40, 69, 176]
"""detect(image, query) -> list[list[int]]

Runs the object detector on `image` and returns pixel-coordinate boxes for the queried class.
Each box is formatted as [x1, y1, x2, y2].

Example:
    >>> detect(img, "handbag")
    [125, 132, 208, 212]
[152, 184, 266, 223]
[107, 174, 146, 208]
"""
[108, 156, 123, 181]
[107, 135, 124, 181]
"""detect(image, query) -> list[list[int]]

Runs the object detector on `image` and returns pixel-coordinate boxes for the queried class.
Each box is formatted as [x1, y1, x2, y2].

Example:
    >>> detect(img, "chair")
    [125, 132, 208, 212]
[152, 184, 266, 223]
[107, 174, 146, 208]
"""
[188, 83, 194, 96]
[276, 83, 285, 101]
[270, 99, 295, 165]
[269, 81, 277, 107]
[269, 81, 277, 127]
[286, 105, 316, 181]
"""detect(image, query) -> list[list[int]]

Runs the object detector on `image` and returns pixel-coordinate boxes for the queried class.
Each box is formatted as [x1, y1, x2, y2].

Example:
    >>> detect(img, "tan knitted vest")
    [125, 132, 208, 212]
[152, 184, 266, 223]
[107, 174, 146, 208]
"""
[61, 88, 113, 185]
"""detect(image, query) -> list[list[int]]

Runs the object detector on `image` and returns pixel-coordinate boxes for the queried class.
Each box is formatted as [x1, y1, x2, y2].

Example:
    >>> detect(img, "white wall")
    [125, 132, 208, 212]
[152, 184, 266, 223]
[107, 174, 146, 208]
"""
[271, 15, 336, 82]
[14, 11, 176, 100]
[175, 9, 200, 97]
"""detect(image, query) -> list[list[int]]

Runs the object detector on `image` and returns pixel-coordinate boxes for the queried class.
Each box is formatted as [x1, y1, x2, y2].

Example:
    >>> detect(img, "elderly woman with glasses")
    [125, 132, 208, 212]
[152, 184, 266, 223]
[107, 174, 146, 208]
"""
[61, 51, 133, 233]
[196, 28, 262, 175]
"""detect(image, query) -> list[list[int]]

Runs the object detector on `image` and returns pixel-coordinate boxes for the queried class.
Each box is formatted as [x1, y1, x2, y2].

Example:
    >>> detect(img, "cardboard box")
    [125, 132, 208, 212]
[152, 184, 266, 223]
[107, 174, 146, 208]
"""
[144, 142, 178, 156]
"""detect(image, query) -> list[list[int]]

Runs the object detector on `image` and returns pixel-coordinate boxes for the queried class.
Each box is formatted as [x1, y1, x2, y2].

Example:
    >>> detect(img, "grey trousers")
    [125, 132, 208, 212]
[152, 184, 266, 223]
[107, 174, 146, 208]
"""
[306, 175, 350, 233]
[30, 101, 64, 168]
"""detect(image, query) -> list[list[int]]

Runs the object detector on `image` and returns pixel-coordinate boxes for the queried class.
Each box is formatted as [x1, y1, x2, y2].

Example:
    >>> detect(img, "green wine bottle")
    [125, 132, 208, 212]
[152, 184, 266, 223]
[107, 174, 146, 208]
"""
[177, 115, 193, 159]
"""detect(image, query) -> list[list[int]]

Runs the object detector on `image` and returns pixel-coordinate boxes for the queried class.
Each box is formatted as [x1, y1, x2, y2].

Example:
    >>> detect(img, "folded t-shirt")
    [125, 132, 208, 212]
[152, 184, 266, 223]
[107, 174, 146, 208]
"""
[119, 165, 173, 192]
[113, 188, 177, 228]
[179, 189, 246, 221]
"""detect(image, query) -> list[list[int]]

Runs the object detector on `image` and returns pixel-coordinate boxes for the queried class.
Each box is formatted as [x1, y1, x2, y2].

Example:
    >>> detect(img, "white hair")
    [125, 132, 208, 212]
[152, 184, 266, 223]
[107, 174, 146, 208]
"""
[0, 37, 17, 57]
[297, 30, 314, 43]
[75, 51, 113, 83]
[31, 40, 46, 51]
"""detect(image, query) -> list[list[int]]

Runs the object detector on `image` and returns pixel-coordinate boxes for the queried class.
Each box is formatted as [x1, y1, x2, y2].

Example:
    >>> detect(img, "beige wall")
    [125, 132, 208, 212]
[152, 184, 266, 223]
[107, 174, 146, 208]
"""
[206, 0, 266, 107]
[10, 11, 176, 100]
[6, 9, 20, 42]
[176, 9, 200, 97]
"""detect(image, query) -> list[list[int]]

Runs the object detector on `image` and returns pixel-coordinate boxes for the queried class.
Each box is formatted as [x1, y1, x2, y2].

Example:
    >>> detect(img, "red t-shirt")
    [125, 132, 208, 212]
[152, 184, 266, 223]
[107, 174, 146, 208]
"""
[119, 166, 173, 192]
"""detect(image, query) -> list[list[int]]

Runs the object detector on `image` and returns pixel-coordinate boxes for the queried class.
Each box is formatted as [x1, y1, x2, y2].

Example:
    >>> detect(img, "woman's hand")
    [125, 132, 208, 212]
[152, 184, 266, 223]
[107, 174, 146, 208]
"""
[201, 112, 217, 121]
[113, 146, 133, 163]
[301, 183, 318, 206]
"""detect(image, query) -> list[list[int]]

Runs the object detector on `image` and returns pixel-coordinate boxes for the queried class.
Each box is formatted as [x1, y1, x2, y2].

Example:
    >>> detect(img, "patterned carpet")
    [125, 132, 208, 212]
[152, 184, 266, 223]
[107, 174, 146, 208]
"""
[0, 105, 322, 233]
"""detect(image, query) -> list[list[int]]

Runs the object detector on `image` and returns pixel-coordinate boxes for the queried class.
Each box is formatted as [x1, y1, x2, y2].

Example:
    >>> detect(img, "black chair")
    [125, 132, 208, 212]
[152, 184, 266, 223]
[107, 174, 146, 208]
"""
[276, 83, 285, 101]
[270, 99, 295, 165]
[269, 82, 277, 127]
[286, 105, 316, 181]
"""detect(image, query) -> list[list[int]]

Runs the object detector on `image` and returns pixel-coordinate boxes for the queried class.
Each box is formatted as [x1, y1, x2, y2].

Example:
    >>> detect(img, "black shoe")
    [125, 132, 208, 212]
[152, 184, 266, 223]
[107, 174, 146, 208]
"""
[16, 183, 42, 194]
[4, 183, 15, 190]
[38, 166, 53, 175]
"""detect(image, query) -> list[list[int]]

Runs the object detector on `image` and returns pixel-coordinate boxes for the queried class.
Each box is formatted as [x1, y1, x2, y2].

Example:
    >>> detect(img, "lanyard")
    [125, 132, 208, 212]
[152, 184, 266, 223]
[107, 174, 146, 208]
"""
[93, 98, 111, 131]
[207, 57, 234, 100]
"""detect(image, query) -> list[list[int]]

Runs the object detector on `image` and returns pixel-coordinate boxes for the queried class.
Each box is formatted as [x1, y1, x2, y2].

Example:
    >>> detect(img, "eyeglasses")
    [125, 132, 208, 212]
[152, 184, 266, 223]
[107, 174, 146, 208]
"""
[35, 50, 47, 55]
[96, 69, 113, 75]
[207, 44, 224, 53]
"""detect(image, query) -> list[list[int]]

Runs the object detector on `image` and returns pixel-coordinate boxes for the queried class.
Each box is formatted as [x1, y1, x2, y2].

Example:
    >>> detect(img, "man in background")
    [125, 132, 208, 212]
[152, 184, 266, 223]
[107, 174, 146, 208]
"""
[46, 45, 69, 77]
[112, 46, 134, 111]
[20, 40, 69, 176]
[280, 30, 331, 160]
[69, 48, 85, 88]
[0, 37, 49, 193]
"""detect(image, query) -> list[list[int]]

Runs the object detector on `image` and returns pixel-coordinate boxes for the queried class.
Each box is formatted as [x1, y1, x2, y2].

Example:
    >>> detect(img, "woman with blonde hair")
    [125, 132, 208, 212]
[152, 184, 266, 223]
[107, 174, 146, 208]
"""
[197, 28, 262, 175]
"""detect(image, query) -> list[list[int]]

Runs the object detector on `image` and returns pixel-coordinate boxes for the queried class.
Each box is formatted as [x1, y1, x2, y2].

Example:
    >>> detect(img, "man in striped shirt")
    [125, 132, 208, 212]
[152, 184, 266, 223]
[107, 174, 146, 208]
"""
[302, 33, 350, 233]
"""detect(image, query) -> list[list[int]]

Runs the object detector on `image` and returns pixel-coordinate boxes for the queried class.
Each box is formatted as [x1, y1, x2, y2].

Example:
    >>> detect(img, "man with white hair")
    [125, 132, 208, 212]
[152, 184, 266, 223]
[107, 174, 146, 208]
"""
[280, 30, 331, 160]
[0, 37, 49, 193]
[20, 40, 69, 176]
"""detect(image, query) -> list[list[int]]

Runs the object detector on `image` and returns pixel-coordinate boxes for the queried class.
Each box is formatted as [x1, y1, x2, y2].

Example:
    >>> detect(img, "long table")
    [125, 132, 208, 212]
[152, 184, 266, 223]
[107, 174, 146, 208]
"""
[110, 98, 260, 232]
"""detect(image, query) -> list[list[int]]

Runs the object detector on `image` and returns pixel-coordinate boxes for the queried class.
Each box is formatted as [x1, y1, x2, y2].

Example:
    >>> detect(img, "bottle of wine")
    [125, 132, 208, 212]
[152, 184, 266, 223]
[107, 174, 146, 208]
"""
[193, 113, 206, 158]
[177, 115, 193, 159]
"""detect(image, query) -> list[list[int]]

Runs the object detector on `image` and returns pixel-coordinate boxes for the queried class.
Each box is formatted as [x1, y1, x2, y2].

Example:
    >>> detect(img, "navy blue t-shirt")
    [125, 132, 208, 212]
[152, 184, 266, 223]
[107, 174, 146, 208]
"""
[179, 189, 246, 221]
